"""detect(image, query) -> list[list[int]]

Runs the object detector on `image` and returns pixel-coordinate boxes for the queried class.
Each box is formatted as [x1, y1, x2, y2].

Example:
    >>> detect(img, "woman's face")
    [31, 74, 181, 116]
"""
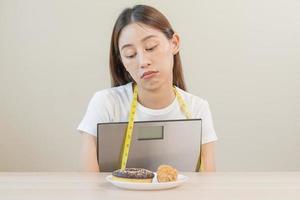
[118, 22, 179, 91]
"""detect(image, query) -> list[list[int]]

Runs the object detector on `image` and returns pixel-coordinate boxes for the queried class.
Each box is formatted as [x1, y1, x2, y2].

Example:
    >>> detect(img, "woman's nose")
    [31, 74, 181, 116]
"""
[138, 52, 151, 68]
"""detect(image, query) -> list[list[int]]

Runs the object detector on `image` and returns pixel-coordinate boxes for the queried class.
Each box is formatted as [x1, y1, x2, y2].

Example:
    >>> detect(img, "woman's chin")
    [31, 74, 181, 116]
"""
[138, 79, 162, 90]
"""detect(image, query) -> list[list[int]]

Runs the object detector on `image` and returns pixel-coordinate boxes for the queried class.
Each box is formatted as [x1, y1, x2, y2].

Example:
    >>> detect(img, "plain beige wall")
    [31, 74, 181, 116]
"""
[0, 0, 299, 171]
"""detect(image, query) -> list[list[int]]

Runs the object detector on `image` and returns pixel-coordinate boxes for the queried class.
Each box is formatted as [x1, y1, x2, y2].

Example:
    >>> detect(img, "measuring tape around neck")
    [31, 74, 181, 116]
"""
[120, 84, 203, 172]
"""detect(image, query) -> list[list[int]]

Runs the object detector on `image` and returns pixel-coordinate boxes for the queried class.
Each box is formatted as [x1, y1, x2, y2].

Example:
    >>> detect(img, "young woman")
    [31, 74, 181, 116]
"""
[78, 5, 218, 172]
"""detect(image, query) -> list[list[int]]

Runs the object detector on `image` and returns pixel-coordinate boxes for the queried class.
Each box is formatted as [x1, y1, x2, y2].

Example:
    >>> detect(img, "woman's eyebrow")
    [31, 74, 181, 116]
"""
[121, 35, 158, 50]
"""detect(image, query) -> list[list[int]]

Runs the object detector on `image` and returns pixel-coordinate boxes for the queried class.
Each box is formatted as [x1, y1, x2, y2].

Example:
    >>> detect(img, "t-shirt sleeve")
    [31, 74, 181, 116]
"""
[198, 100, 218, 144]
[77, 91, 112, 137]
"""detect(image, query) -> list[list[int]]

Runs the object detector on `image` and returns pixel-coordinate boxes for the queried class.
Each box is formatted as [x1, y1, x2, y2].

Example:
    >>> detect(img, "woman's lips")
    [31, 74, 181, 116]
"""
[141, 70, 158, 79]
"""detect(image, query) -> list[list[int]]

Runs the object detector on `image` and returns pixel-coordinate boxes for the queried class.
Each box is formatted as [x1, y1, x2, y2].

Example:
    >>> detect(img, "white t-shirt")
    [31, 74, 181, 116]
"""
[77, 82, 218, 144]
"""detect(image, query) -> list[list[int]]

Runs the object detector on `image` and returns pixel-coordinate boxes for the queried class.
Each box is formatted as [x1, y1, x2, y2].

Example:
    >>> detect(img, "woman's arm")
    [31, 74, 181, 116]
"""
[201, 141, 216, 172]
[80, 132, 100, 172]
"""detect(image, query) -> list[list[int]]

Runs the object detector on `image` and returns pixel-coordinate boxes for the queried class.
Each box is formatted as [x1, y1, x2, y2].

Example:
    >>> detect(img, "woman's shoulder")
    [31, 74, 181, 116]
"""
[176, 87, 210, 114]
[92, 82, 133, 103]
[176, 87, 208, 105]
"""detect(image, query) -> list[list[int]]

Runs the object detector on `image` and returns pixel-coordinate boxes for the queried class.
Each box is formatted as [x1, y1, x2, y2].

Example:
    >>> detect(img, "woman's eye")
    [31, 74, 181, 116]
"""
[146, 45, 158, 51]
[125, 53, 136, 59]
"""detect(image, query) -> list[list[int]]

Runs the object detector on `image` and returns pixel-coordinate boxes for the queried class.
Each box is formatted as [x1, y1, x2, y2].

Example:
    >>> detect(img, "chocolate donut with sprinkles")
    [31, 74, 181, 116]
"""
[112, 168, 155, 183]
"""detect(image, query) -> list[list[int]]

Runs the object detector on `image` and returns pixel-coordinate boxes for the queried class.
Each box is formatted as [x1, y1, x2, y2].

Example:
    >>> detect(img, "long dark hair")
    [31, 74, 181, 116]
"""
[109, 5, 187, 91]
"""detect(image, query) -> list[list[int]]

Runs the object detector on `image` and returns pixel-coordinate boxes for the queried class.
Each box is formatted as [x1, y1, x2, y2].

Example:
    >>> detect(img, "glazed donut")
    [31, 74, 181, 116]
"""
[112, 168, 155, 183]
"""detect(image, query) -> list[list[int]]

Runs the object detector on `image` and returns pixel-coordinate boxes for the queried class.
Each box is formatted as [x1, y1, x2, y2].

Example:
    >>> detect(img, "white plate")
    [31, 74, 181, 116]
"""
[106, 173, 188, 190]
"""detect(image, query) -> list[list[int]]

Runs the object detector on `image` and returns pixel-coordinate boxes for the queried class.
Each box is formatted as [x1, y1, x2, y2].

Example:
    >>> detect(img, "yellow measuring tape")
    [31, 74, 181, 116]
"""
[120, 84, 204, 172]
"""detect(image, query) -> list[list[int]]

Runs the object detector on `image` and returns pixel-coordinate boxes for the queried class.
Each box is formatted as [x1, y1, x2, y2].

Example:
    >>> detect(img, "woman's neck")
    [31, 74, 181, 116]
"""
[136, 84, 176, 109]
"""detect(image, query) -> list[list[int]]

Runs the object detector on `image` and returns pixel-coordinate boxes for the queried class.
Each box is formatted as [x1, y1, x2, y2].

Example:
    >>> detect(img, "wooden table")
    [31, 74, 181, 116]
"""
[0, 172, 300, 199]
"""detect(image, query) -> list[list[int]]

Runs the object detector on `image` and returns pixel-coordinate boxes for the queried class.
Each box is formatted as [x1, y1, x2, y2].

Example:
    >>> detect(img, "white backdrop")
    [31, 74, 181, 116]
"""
[0, 0, 299, 171]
